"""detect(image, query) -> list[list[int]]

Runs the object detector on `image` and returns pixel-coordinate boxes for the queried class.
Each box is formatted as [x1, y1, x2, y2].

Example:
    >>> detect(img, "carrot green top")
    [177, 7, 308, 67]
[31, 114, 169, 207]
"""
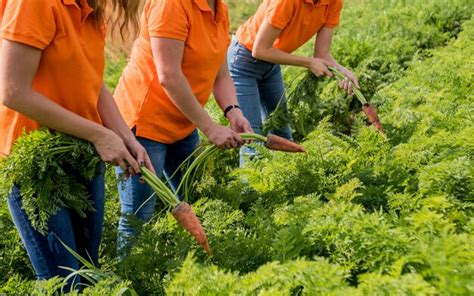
[236, 0, 343, 53]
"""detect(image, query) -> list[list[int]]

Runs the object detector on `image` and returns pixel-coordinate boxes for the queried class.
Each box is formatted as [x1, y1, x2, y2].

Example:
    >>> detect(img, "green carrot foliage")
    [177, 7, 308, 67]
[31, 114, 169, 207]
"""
[0, 128, 101, 234]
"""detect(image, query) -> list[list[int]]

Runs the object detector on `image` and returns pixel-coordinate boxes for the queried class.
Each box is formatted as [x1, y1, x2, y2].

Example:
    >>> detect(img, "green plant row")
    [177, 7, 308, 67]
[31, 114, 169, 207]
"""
[265, 0, 472, 140]
[0, 1, 473, 295]
[113, 18, 474, 295]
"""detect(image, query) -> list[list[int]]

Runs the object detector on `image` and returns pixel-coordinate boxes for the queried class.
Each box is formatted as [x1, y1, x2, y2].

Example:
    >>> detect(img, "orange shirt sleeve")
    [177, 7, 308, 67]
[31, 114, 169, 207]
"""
[325, 0, 343, 28]
[1, 0, 7, 21]
[223, 3, 231, 46]
[147, 0, 189, 41]
[1, 0, 56, 49]
[265, 0, 296, 30]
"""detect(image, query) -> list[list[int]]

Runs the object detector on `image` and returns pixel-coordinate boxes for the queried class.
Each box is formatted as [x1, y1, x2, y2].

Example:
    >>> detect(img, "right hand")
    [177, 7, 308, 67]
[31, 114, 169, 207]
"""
[203, 123, 244, 149]
[125, 138, 156, 174]
[92, 128, 141, 176]
[309, 58, 333, 77]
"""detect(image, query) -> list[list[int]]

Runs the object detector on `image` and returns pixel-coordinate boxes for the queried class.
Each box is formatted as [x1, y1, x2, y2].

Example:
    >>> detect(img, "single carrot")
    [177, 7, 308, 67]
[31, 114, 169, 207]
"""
[171, 202, 212, 255]
[140, 167, 211, 255]
[265, 134, 306, 153]
[330, 67, 385, 136]
[362, 103, 384, 133]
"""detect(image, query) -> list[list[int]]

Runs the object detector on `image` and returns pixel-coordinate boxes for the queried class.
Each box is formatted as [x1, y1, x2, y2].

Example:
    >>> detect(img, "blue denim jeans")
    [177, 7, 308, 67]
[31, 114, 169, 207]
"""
[7, 164, 105, 290]
[227, 38, 292, 166]
[116, 129, 200, 255]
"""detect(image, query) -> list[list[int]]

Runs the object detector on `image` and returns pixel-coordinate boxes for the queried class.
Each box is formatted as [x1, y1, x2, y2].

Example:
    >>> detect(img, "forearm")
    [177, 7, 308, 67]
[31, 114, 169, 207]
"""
[161, 72, 215, 133]
[213, 73, 238, 111]
[252, 20, 313, 68]
[313, 27, 342, 69]
[212, 62, 249, 128]
[253, 47, 313, 68]
[314, 51, 340, 68]
[3, 89, 106, 143]
[97, 84, 135, 144]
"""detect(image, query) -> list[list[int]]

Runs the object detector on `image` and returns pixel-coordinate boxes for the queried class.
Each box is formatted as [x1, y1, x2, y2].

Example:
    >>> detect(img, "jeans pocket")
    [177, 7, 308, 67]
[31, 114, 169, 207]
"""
[234, 46, 258, 64]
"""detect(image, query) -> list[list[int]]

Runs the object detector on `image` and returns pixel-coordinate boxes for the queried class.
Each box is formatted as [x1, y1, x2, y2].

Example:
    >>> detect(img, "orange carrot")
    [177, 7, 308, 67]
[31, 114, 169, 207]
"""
[140, 167, 211, 255]
[362, 103, 384, 133]
[171, 202, 212, 255]
[330, 67, 385, 136]
[265, 134, 306, 153]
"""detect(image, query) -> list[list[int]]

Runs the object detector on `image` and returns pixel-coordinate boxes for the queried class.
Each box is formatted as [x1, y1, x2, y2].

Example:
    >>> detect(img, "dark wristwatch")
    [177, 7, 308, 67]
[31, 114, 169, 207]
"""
[224, 104, 241, 118]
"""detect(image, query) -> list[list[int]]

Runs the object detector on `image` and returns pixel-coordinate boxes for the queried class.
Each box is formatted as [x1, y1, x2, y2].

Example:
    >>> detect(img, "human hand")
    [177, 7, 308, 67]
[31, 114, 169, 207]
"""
[91, 129, 141, 177]
[125, 138, 155, 183]
[227, 108, 253, 132]
[227, 109, 254, 144]
[203, 123, 244, 149]
[125, 139, 155, 173]
[309, 58, 333, 77]
[337, 67, 360, 96]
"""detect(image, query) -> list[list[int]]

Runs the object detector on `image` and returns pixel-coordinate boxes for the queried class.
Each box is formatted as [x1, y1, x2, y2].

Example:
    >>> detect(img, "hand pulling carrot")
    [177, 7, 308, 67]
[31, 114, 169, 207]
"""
[139, 133, 305, 254]
[330, 67, 385, 135]
[173, 133, 305, 200]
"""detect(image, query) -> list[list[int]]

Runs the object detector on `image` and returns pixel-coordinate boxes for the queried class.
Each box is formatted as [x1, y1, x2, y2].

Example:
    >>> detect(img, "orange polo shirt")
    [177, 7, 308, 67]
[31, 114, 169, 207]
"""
[0, 1, 6, 20]
[0, 0, 105, 156]
[114, 0, 230, 144]
[236, 0, 343, 53]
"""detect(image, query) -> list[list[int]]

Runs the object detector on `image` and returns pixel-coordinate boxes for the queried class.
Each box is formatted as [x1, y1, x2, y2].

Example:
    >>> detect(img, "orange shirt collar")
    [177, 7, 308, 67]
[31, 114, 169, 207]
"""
[304, 0, 331, 5]
[62, 0, 94, 16]
[193, 0, 226, 22]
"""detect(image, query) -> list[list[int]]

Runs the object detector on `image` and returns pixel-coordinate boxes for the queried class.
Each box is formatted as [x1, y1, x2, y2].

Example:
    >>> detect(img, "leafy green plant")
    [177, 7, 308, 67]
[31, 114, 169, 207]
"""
[102, 8, 474, 296]
[0, 129, 101, 234]
[165, 253, 353, 295]
[355, 273, 437, 295]
[58, 238, 136, 295]
[1, 1, 473, 294]
[266, 0, 472, 140]
[0, 204, 33, 284]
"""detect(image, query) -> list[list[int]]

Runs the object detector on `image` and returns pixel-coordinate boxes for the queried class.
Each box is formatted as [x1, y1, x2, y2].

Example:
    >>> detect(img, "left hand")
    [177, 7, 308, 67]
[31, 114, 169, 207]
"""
[337, 66, 360, 96]
[125, 139, 156, 180]
[227, 109, 253, 142]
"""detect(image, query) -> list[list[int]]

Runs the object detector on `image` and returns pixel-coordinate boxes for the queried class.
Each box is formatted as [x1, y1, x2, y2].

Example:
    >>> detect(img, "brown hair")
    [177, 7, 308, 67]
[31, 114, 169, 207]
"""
[88, 0, 141, 39]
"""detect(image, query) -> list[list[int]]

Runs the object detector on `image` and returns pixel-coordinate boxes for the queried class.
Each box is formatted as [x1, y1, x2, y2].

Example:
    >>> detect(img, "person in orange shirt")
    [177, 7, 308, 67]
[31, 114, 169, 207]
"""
[228, 0, 359, 165]
[0, 0, 152, 288]
[114, 0, 252, 254]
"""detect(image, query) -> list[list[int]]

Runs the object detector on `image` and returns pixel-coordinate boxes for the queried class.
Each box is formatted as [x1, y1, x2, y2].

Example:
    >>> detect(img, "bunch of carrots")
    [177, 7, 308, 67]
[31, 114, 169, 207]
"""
[140, 133, 305, 255]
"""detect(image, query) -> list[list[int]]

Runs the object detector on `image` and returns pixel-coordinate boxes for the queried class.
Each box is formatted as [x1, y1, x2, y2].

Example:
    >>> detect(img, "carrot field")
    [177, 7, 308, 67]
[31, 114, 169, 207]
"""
[0, 0, 473, 295]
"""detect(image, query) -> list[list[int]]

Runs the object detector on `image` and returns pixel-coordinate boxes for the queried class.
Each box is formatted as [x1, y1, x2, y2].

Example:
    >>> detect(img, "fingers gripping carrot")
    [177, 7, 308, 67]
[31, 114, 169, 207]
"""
[330, 67, 385, 136]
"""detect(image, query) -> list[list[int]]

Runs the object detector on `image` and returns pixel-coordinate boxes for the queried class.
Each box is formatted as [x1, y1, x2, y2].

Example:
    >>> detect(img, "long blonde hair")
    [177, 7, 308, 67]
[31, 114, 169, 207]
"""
[89, 0, 140, 39]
